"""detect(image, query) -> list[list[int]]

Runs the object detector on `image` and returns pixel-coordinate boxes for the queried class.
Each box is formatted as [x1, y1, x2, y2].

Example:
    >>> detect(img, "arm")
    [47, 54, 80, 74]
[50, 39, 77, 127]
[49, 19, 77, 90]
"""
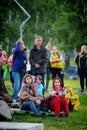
[50, 54, 62, 63]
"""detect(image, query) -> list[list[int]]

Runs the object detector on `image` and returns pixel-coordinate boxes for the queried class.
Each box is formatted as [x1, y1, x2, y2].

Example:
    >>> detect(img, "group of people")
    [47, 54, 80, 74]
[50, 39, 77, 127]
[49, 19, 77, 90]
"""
[18, 73, 80, 118]
[0, 35, 83, 118]
[18, 75, 69, 117]
[6, 35, 64, 103]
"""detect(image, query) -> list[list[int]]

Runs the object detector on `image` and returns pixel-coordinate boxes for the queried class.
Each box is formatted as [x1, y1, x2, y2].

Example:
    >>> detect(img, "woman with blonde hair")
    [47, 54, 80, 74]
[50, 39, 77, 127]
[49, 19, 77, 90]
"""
[50, 46, 64, 87]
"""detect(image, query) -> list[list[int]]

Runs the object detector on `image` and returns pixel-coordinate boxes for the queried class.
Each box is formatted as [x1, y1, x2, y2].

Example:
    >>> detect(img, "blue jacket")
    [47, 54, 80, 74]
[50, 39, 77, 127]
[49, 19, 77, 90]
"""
[12, 42, 27, 73]
[37, 83, 44, 97]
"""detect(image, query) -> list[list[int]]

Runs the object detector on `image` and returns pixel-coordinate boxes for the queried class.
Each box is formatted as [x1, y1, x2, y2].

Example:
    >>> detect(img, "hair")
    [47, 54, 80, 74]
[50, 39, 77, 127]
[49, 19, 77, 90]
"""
[35, 75, 42, 82]
[35, 36, 43, 43]
[35, 35, 42, 39]
[52, 77, 62, 87]
[23, 74, 33, 84]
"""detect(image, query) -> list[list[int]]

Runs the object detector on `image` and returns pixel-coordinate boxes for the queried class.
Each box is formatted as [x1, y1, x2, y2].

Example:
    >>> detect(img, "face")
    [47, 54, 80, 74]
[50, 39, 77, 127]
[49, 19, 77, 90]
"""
[52, 46, 58, 54]
[53, 79, 61, 89]
[35, 37, 42, 48]
[25, 76, 32, 85]
[66, 86, 70, 92]
[46, 44, 51, 51]
[81, 45, 86, 53]
[36, 77, 41, 84]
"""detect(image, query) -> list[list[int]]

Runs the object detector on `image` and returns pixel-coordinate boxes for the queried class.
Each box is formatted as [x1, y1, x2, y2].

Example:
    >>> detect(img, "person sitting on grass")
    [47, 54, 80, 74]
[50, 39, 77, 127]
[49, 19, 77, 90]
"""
[18, 74, 43, 117]
[49, 77, 69, 118]
[34, 75, 44, 98]
[64, 85, 80, 111]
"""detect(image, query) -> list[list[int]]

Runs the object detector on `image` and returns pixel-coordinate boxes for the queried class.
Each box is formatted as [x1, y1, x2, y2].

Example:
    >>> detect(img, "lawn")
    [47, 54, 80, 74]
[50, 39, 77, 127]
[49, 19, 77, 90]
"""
[5, 79, 87, 130]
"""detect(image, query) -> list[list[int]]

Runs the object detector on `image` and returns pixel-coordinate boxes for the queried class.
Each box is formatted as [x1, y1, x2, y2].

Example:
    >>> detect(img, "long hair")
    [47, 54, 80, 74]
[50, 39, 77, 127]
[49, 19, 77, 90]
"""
[52, 77, 62, 91]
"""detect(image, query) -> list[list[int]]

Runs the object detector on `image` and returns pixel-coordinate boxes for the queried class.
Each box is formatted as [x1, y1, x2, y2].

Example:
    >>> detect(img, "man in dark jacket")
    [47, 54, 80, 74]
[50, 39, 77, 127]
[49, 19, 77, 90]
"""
[29, 36, 47, 89]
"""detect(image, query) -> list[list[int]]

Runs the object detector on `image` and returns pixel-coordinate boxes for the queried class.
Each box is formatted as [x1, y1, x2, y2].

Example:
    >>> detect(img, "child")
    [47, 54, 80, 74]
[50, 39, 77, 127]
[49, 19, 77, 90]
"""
[49, 77, 69, 118]
[1, 59, 8, 79]
[34, 75, 44, 97]
[18, 74, 43, 117]
[64, 85, 80, 111]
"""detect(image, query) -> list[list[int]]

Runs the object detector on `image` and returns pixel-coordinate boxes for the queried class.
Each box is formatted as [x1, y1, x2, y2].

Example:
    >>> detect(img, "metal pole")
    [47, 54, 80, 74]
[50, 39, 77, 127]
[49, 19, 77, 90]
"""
[14, 0, 31, 39]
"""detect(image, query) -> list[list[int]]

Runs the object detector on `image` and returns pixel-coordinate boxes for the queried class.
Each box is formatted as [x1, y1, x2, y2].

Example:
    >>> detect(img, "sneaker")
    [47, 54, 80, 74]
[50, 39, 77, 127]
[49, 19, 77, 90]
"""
[78, 89, 84, 93]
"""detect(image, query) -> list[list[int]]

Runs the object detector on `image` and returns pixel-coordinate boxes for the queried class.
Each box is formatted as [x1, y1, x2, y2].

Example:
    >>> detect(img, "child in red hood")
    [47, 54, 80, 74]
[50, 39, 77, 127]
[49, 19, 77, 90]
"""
[49, 77, 69, 118]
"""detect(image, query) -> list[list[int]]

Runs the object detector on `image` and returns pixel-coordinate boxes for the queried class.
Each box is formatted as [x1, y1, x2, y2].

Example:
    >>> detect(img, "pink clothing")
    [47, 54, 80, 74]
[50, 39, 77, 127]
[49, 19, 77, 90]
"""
[34, 83, 38, 89]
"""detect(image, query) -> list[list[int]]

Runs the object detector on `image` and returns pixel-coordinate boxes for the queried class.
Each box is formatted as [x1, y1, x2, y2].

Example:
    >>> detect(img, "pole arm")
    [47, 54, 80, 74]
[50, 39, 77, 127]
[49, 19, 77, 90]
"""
[14, 0, 31, 39]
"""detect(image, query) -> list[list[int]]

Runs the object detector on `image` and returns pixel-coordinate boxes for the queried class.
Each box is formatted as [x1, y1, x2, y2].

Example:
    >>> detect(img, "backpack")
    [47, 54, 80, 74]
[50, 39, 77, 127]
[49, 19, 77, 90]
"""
[80, 54, 87, 69]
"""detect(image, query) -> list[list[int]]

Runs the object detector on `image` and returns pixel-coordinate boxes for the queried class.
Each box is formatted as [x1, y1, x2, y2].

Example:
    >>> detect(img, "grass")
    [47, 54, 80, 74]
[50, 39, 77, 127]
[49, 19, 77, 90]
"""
[5, 79, 87, 130]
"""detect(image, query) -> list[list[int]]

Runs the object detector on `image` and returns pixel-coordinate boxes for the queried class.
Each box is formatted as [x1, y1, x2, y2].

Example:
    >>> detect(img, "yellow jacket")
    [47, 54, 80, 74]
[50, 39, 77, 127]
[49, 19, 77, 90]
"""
[65, 88, 80, 111]
[50, 54, 63, 68]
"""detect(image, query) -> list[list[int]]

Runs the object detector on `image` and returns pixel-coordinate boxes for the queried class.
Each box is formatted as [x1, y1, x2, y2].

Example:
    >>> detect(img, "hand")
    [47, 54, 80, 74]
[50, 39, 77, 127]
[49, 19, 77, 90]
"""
[36, 99, 41, 105]
[59, 92, 63, 97]
[49, 91, 57, 96]
[24, 60, 27, 64]
[35, 64, 40, 68]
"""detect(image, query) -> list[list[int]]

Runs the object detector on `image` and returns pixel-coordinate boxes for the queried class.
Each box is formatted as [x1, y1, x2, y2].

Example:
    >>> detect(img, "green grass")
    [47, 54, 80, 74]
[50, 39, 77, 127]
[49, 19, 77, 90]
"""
[5, 79, 87, 130]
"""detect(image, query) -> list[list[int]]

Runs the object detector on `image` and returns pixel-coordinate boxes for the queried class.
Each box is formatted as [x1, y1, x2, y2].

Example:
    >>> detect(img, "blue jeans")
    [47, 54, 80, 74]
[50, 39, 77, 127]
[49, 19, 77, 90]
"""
[21, 101, 41, 117]
[12, 72, 23, 101]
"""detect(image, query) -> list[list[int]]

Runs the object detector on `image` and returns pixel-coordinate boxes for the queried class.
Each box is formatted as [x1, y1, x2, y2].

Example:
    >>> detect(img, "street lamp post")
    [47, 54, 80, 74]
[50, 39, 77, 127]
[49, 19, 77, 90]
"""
[14, 0, 31, 39]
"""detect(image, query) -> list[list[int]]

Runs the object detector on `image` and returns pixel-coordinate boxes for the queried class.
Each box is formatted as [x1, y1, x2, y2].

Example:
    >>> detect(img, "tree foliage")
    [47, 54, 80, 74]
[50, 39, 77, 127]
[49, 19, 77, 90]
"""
[0, 0, 87, 54]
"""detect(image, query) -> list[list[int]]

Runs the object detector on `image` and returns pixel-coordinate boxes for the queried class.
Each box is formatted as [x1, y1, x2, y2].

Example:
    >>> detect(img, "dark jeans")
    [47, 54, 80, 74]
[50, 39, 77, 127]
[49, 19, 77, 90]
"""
[0, 68, 4, 79]
[78, 68, 87, 89]
[51, 68, 64, 87]
[45, 65, 50, 91]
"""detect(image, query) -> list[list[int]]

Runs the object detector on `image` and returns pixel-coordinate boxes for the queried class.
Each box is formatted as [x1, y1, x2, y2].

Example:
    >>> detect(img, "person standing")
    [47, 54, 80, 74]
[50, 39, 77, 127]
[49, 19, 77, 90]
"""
[29, 36, 47, 89]
[12, 38, 27, 102]
[45, 42, 51, 91]
[50, 46, 64, 87]
[75, 45, 87, 92]
[8, 49, 14, 89]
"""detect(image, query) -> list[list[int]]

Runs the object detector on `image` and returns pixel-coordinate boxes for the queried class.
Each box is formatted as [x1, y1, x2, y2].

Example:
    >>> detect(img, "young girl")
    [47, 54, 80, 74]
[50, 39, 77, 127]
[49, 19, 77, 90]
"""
[50, 46, 64, 87]
[49, 77, 69, 118]
[34, 75, 44, 97]
[1, 58, 8, 79]
[18, 74, 43, 117]
[64, 85, 80, 111]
